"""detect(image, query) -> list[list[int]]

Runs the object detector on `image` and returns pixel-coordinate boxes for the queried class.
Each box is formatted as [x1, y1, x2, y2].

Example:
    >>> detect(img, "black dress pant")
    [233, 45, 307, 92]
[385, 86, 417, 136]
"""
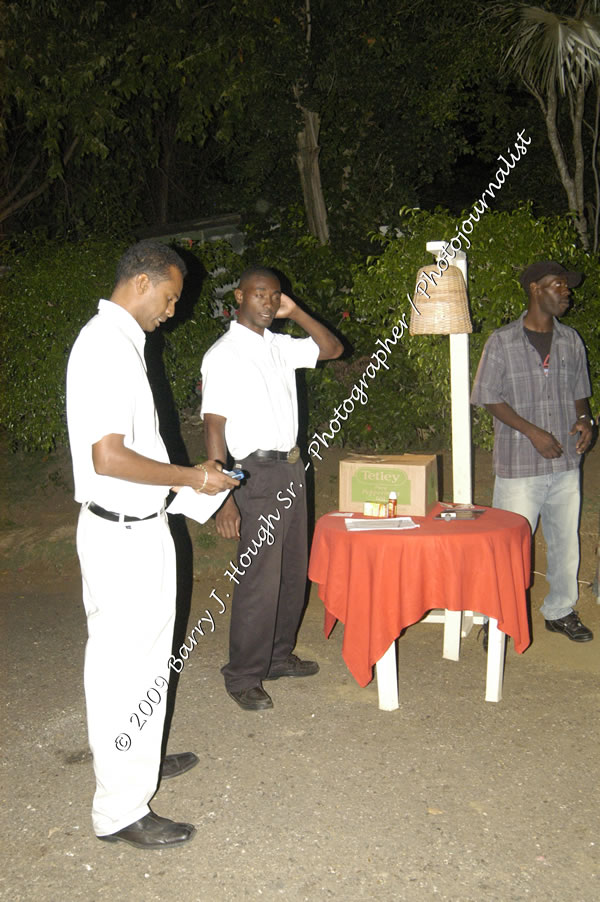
[221, 456, 308, 692]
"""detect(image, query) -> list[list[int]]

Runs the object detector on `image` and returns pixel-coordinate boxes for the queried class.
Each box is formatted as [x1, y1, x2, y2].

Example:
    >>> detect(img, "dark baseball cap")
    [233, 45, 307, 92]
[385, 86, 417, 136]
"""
[519, 261, 582, 293]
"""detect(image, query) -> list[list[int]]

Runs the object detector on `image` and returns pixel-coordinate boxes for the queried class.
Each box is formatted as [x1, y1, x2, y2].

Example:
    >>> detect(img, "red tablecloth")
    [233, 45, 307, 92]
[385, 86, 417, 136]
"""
[308, 505, 531, 687]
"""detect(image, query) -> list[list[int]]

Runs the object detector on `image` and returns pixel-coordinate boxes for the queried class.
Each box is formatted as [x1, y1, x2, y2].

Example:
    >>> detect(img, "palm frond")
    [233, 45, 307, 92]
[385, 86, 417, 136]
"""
[492, 2, 600, 95]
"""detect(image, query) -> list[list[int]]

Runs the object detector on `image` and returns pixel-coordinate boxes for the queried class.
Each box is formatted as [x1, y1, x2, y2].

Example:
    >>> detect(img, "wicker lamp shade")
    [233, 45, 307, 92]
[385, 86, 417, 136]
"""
[409, 263, 472, 335]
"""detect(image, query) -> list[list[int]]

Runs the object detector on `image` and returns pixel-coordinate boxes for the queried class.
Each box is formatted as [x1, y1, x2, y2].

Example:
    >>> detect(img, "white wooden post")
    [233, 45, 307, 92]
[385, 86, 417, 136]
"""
[425, 243, 472, 659]
[425, 242, 472, 505]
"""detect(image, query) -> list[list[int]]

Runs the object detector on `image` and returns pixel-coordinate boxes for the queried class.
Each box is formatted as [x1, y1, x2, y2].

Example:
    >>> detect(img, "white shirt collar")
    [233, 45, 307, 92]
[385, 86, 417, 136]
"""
[229, 318, 275, 346]
[98, 298, 146, 355]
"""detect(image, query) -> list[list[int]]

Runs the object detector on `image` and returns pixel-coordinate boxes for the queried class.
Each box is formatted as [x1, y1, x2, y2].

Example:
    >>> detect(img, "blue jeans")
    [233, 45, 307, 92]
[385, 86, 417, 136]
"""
[493, 469, 581, 621]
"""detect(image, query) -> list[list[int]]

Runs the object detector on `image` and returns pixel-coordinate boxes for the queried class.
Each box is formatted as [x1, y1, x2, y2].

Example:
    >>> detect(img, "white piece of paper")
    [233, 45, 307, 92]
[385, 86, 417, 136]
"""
[344, 516, 419, 531]
[166, 487, 230, 524]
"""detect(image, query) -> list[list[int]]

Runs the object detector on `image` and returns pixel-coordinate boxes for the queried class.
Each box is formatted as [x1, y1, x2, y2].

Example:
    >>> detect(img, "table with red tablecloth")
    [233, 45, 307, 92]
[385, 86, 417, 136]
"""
[308, 504, 531, 690]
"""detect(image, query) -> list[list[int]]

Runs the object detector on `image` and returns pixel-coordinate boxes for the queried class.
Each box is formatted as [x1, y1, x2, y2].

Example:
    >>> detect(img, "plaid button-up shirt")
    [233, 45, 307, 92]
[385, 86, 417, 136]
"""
[471, 311, 591, 478]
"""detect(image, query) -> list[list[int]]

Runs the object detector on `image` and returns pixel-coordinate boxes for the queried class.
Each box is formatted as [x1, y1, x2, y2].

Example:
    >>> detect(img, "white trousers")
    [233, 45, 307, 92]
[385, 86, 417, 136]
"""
[77, 505, 176, 836]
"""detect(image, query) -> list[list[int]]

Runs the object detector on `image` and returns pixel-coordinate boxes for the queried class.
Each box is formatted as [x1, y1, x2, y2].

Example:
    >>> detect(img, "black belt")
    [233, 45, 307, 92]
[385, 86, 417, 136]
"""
[246, 446, 300, 464]
[87, 502, 162, 523]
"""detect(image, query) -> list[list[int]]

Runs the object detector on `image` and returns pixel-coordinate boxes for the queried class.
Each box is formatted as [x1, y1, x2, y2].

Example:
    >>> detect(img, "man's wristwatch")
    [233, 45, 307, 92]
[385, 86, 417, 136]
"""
[577, 413, 595, 427]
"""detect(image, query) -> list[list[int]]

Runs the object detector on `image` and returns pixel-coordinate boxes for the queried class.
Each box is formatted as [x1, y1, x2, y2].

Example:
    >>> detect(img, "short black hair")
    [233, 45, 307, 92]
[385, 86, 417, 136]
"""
[238, 265, 279, 290]
[114, 240, 187, 287]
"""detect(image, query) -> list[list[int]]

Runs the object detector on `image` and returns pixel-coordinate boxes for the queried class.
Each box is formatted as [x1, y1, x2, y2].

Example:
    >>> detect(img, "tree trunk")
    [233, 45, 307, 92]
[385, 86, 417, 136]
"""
[296, 105, 329, 245]
[541, 82, 589, 250]
[294, 0, 329, 245]
[571, 79, 589, 250]
[592, 83, 600, 253]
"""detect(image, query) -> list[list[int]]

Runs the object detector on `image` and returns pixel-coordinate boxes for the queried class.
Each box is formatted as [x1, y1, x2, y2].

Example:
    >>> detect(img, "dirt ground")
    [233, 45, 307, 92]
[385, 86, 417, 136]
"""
[1, 421, 599, 902]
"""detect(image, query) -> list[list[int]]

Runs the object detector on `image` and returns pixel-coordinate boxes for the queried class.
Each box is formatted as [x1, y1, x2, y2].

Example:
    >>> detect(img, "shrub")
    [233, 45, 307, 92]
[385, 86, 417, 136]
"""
[2, 206, 597, 455]
[349, 205, 600, 451]
[0, 236, 124, 451]
[0, 236, 246, 450]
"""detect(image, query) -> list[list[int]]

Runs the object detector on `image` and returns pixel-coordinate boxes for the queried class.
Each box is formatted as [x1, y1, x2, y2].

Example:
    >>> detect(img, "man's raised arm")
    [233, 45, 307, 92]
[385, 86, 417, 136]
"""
[276, 293, 343, 361]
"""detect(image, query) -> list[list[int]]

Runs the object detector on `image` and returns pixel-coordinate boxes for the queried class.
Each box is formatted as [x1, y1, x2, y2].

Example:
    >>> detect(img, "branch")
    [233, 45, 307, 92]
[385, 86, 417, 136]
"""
[571, 79, 587, 218]
[543, 82, 577, 210]
[1, 153, 41, 209]
[524, 77, 546, 114]
[0, 180, 50, 225]
[62, 136, 80, 168]
[0, 137, 80, 225]
[305, 0, 312, 50]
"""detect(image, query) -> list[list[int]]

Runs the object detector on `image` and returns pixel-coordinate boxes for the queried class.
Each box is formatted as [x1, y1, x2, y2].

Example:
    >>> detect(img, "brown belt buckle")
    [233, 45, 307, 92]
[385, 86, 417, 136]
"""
[287, 445, 300, 464]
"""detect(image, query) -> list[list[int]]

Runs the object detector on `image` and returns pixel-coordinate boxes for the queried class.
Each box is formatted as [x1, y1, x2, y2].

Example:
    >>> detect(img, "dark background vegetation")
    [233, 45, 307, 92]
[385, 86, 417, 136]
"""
[1, 0, 598, 452]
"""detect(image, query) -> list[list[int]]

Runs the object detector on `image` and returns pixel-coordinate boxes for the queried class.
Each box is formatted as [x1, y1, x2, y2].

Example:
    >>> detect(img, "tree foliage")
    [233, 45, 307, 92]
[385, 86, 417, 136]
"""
[2, 208, 597, 453]
[491, 1, 600, 250]
[0, 1, 242, 233]
[0, 0, 561, 242]
[349, 204, 599, 451]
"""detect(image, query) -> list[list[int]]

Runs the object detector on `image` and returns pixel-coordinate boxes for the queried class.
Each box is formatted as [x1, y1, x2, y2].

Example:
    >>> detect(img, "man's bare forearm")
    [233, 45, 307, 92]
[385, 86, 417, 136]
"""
[289, 307, 343, 361]
[203, 413, 240, 535]
[484, 402, 536, 439]
[484, 402, 563, 459]
[203, 413, 229, 464]
[92, 433, 237, 493]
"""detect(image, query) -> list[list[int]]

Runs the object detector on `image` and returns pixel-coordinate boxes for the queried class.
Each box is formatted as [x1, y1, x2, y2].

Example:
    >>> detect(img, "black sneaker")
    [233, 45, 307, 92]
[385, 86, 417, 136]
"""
[545, 612, 593, 642]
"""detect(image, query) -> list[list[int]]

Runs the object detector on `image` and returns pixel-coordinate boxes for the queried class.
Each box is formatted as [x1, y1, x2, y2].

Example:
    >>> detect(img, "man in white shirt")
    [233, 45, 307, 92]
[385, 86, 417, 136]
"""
[66, 240, 238, 849]
[201, 265, 343, 710]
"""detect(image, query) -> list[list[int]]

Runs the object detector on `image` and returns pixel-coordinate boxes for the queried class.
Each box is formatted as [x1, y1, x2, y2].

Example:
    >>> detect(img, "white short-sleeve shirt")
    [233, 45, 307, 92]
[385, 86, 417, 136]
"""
[66, 299, 171, 516]
[200, 320, 319, 460]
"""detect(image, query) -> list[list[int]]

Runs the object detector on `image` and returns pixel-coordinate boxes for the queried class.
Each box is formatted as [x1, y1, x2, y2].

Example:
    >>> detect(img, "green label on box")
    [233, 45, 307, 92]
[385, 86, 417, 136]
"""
[351, 468, 411, 504]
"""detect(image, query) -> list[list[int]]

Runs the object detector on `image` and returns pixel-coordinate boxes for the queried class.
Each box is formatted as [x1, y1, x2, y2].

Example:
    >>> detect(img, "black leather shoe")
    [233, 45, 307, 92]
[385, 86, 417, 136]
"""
[160, 752, 199, 780]
[97, 811, 196, 850]
[227, 685, 273, 710]
[264, 653, 320, 680]
[545, 611, 593, 642]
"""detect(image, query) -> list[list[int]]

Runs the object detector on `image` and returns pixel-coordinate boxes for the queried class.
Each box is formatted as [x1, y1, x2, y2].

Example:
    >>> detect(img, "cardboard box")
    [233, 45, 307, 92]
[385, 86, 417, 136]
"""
[338, 454, 438, 517]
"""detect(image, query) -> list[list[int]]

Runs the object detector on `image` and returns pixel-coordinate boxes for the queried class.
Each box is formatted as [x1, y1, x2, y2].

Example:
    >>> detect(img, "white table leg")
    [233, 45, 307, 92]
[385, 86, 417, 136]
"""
[461, 610, 475, 637]
[485, 617, 506, 702]
[375, 640, 399, 711]
[442, 609, 462, 661]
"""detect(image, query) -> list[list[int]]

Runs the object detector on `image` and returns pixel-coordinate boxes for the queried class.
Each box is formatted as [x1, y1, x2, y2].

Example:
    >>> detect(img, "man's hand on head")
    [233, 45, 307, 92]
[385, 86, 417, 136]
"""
[274, 292, 297, 319]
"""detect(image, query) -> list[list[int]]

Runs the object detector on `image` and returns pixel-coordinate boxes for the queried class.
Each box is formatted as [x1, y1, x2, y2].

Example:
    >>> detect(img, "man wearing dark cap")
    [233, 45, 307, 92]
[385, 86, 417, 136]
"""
[472, 261, 595, 642]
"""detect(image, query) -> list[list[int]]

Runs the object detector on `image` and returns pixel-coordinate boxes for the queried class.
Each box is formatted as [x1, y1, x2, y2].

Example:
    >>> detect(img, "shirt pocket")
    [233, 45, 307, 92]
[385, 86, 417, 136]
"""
[557, 351, 576, 393]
